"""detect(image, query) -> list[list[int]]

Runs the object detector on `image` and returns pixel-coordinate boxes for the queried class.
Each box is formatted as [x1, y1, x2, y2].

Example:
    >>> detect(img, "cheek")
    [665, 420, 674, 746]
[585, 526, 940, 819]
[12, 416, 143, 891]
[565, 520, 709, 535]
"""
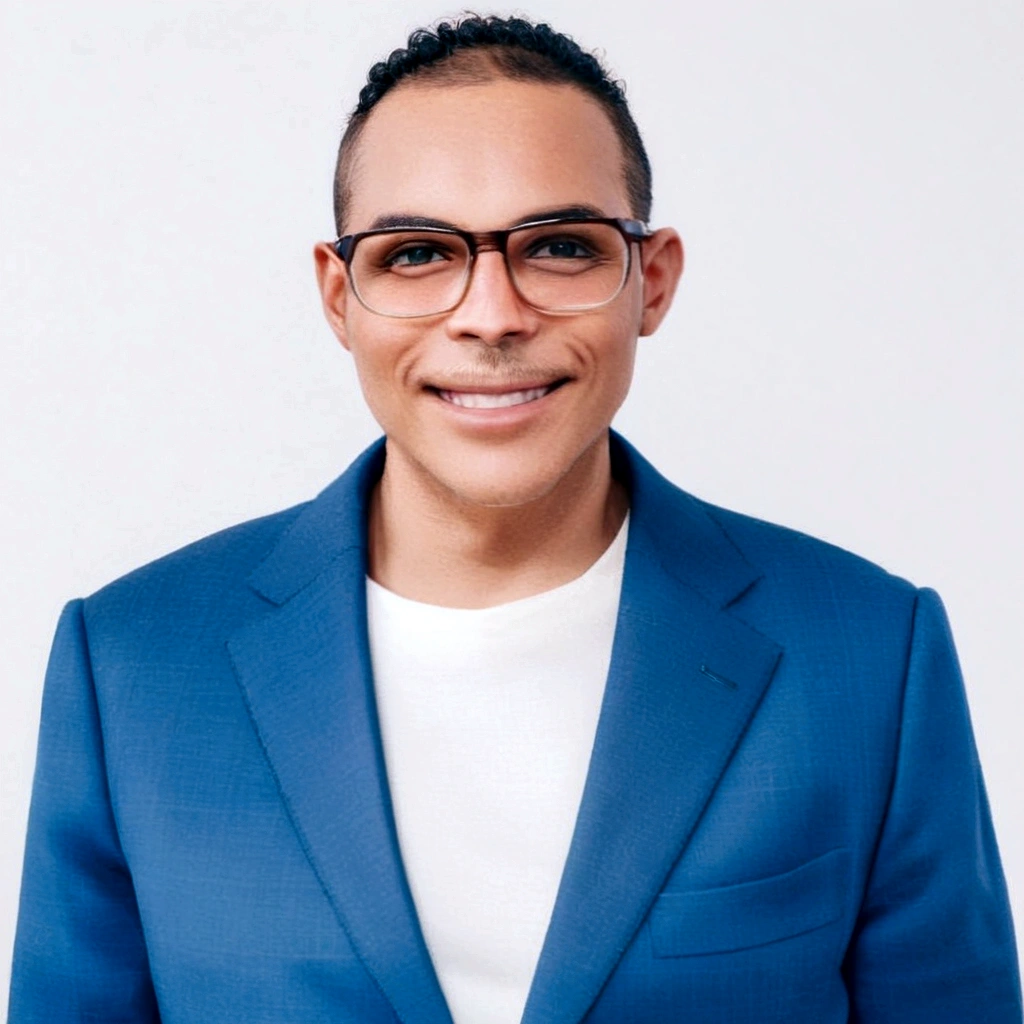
[576, 311, 639, 396]
[604, 340, 638, 409]
[344, 316, 423, 415]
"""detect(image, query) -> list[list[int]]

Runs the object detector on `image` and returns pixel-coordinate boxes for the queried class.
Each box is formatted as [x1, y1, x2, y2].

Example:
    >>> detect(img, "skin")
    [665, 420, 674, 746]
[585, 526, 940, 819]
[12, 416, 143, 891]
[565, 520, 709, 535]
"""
[314, 77, 683, 608]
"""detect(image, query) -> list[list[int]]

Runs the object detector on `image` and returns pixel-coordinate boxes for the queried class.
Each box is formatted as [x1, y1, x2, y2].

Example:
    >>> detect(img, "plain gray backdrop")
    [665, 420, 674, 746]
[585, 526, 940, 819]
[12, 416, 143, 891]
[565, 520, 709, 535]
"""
[2, 0, 1022, 1008]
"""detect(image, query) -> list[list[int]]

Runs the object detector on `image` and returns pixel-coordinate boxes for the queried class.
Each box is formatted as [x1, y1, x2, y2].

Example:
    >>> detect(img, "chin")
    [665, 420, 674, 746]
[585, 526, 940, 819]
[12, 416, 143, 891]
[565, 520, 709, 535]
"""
[425, 442, 575, 509]
[438, 461, 565, 509]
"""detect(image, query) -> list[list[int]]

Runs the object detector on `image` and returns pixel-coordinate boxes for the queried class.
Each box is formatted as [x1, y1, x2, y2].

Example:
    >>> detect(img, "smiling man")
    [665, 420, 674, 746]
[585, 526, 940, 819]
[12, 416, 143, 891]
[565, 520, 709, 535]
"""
[9, 14, 1021, 1024]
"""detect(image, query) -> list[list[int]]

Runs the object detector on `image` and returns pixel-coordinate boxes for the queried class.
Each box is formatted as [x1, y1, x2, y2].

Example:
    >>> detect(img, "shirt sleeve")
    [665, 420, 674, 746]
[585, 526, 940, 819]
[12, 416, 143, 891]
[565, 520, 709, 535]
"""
[9, 599, 161, 1023]
[844, 587, 1022, 1021]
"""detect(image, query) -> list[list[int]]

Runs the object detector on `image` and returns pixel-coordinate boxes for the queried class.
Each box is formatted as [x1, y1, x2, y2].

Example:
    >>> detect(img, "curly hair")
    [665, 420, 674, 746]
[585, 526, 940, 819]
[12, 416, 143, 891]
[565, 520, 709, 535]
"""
[332, 14, 652, 233]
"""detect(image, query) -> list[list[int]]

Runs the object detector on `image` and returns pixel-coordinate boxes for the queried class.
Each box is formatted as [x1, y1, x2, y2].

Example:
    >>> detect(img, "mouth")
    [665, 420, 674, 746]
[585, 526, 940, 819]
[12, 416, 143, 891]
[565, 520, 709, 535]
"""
[428, 378, 571, 409]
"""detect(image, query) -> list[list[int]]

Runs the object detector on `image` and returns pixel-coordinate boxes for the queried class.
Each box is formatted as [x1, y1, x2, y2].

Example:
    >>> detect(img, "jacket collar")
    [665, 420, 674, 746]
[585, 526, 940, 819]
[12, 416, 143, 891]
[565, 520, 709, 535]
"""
[248, 431, 761, 611]
[247, 436, 385, 606]
[232, 430, 780, 1024]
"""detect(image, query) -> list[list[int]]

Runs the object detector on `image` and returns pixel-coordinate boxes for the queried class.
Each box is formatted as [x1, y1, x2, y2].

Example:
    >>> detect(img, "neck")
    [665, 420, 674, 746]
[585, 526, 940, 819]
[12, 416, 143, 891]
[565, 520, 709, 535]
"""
[367, 433, 629, 608]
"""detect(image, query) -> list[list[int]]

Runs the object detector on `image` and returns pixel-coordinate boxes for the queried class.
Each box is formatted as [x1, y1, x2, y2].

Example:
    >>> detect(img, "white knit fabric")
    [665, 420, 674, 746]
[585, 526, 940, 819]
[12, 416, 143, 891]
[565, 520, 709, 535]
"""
[366, 513, 629, 1024]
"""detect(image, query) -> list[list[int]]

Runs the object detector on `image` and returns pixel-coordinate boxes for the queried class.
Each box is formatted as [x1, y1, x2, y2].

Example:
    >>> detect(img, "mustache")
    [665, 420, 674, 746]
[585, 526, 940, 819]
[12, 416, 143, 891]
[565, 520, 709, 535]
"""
[419, 355, 573, 389]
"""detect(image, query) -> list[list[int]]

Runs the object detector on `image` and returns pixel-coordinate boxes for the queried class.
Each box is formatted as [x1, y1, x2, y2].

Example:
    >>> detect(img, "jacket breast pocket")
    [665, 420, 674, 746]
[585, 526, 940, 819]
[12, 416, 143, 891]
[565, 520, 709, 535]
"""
[649, 848, 851, 958]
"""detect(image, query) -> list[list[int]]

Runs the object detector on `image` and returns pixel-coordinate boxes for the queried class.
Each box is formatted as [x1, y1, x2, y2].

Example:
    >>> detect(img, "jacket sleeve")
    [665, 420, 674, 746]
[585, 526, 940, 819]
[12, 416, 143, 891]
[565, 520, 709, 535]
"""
[8, 600, 160, 1023]
[844, 587, 1022, 1021]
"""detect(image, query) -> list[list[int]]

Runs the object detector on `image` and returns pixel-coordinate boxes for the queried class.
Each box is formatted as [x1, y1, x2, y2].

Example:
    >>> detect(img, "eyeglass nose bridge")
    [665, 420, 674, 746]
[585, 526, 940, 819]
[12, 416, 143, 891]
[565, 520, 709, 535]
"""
[457, 231, 521, 303]
[464, 229, 511, 256]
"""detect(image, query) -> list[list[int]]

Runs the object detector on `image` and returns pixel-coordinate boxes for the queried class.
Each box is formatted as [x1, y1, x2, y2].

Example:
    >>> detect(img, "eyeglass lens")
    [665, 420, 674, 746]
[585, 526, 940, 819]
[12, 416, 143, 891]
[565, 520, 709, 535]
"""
[348, 222, 630, 317]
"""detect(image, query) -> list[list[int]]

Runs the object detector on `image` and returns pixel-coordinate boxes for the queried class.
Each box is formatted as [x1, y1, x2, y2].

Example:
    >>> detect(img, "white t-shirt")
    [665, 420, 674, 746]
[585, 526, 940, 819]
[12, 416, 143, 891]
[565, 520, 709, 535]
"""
[366, 513, 629, 1024]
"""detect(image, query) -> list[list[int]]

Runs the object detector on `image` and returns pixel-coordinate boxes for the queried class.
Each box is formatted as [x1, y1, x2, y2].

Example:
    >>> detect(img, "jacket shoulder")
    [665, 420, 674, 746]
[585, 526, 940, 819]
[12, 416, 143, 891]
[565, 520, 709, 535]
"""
[81, 502, 309, 636]
[696, 497, 919, 613]
[693, 493, 913, 587]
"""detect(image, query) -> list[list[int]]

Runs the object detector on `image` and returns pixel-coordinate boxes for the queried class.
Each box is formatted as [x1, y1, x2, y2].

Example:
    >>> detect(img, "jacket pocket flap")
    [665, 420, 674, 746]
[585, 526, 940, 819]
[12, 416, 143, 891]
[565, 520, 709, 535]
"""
[650, 848, 850, 957]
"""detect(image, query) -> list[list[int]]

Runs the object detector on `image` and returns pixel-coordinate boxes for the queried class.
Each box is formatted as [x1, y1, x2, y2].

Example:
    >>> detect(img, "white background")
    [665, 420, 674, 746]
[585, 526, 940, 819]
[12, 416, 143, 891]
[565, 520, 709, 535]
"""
[2, 0, 1022, 1007]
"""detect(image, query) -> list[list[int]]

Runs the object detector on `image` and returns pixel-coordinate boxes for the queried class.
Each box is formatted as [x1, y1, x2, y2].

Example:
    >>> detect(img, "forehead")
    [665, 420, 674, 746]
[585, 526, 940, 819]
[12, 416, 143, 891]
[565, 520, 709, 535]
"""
[345, 78, 630, 232]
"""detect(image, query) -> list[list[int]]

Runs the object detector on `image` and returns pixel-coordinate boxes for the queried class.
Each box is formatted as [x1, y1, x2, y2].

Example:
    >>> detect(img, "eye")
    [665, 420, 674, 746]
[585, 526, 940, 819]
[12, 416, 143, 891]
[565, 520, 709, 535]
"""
[527, 237, 595, 259]
[387, 244, 448, 267]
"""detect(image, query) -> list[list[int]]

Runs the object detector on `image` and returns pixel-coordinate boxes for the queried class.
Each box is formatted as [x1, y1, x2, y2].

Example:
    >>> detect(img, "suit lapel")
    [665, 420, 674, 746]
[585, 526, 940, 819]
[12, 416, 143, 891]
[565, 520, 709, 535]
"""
[520, 436, 783, 1024]
[227, 440, 453, 1024]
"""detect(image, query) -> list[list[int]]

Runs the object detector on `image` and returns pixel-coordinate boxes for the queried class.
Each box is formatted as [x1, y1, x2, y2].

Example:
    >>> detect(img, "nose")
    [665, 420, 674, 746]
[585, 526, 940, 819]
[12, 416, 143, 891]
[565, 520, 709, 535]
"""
[444, 249, 539, 346]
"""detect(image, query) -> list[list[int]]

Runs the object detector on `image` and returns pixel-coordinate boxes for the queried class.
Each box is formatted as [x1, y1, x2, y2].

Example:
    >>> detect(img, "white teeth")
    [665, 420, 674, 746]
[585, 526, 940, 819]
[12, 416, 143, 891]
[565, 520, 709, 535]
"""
[437, 385, 553, 409]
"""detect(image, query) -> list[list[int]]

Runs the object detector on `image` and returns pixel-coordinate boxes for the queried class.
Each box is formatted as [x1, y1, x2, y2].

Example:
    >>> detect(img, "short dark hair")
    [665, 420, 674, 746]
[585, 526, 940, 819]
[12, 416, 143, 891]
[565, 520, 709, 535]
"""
[332, 14, 652, 234]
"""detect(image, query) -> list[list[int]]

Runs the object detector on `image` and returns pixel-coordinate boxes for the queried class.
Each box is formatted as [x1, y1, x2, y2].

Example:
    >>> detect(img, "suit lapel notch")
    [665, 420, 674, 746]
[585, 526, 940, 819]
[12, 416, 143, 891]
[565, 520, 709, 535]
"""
[246, 437, 386, 607]
[609, 431, 762, 611]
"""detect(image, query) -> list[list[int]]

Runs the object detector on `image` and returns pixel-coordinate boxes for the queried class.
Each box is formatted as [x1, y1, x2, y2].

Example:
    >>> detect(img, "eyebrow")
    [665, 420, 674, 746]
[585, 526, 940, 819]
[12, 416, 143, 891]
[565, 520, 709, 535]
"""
[367, 214, 457, 231]
[364, 204, 609, 233]
[511, 205, 608, 227]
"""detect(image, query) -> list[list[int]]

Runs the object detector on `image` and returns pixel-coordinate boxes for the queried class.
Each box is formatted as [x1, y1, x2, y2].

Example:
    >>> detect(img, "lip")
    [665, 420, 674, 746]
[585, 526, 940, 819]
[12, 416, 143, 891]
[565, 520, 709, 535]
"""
[426, 378, 567, 395]
[427, 378, 570, 429]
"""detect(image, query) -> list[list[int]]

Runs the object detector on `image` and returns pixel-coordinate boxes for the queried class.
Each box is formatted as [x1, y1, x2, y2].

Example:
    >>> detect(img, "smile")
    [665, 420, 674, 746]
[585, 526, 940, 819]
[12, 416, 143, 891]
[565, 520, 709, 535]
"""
[433, 379, 568, 409]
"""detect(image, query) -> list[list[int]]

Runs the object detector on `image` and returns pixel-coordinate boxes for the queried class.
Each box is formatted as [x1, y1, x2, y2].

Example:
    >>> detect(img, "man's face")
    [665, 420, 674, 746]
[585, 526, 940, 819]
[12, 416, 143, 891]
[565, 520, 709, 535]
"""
[316, 77, 681, 508]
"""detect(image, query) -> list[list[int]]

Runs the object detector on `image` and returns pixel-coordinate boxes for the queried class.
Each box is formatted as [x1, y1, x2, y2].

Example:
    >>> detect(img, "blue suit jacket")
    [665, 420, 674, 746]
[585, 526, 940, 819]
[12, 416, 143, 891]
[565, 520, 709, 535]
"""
[10, 432, 1022, 1023]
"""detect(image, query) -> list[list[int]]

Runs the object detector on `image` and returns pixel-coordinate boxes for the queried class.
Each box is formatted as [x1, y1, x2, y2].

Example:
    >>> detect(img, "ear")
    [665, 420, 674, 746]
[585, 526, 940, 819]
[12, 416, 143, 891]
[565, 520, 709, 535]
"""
[638, 227, 684, 337]
[313, 241, 352, 351]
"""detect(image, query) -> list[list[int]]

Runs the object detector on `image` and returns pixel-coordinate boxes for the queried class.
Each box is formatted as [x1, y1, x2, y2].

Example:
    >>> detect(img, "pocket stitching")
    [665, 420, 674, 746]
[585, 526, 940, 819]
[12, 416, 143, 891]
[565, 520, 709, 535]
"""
[650, 848, 849, 958]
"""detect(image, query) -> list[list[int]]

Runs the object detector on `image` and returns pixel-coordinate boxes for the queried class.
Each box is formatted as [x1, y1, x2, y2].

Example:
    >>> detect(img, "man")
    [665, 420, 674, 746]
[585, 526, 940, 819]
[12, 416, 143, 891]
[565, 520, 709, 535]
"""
[9, 13, 1021, 1024]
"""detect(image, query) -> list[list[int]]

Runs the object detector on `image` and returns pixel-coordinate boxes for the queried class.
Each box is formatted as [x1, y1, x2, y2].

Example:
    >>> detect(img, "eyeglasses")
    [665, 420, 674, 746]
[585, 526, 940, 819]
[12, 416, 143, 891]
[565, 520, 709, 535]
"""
[332, 217, 651, 319]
